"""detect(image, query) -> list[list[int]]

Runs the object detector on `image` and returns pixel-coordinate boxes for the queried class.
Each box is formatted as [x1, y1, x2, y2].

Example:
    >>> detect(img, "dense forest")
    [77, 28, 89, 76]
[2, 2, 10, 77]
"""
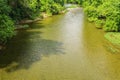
[0, 0, 120, 44]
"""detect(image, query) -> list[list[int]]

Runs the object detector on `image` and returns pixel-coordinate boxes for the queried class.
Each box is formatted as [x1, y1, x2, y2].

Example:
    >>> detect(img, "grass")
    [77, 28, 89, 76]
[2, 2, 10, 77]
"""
[104, 32, 120, 53]
[105, 32, 120, 45]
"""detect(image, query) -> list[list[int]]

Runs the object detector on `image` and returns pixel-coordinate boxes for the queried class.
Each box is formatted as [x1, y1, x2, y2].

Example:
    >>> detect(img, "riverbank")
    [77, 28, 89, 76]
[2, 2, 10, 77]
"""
[15, 10, 67, 30]
[14, 4, 80, 30]
[15, 5, 79, 30]
[105, 32, 120, 45]
[104, 32, 120, 53]
[0, 5, 77, 50]
[15, 12, 53, 29]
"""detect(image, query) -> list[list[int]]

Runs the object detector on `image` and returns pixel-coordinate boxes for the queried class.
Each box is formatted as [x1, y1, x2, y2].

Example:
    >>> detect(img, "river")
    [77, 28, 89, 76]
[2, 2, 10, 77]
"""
[0, 8, 120, 80]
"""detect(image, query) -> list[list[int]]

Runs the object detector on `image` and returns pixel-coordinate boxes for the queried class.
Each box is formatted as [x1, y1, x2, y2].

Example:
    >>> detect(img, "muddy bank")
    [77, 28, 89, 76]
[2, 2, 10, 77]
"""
[15, 12, 57, 29]
[18, 17, 42, 24]
[15, 9, 67, 29]
[18, 12, 52, 24]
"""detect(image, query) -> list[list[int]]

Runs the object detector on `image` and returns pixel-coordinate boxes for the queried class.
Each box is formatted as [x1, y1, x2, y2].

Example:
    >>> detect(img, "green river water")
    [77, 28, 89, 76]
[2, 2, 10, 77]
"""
[0, 8, 120, 80]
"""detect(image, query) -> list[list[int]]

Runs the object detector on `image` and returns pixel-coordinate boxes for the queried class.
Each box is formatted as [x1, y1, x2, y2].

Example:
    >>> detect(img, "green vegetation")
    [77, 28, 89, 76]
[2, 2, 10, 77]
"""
[0, 15, 15, 44]
[83, 0, 120, 32]
[105, 32, 120, 53]
[67, 0, 83, 5]
[105, 33, 120, 45]
[0, 0, 15, 44]
[82, 0, 120, 47]
[0, 0, 120, 45]
[0, 0, 66, 44]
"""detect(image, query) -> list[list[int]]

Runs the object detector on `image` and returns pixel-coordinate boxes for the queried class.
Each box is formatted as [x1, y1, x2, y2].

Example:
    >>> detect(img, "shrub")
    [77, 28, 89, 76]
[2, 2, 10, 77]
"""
[0, 15, 15, 44]
[50, 3, 64, 14]
[83, 0, 120, 32]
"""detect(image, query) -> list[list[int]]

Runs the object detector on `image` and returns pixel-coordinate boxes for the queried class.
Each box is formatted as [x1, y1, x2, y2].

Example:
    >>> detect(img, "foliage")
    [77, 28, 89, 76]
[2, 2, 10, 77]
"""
[0, 0, 15, 44]
[67, 0, 83, 5]
[105, 32, 120, 45]
[0, 0, 11, 15]
[83, 0, 120, 32]
[0, 15, 15, 44]
[0, 0, 66, 44]
[50, 3, 64, 14]
[39, 0, 64, 15]
[9, 0, 41, 21]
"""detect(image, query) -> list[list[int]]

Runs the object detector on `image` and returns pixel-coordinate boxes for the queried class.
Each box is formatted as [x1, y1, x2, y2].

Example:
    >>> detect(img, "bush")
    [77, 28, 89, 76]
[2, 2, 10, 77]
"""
[103, 20, 118, 32]
[51, 3, 64, 14]
[83, 0, 120, 32]
[0, 15, 15, 44]
[84, 6, 98, 22]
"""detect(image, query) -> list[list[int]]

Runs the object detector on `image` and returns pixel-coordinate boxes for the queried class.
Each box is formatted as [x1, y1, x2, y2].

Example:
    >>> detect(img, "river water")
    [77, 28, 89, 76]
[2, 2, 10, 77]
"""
[0, 8, 120, 80]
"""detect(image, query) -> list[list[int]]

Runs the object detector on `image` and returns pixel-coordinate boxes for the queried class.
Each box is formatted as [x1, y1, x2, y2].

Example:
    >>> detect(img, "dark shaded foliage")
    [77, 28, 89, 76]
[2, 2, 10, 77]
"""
[0, 0, 66, 43]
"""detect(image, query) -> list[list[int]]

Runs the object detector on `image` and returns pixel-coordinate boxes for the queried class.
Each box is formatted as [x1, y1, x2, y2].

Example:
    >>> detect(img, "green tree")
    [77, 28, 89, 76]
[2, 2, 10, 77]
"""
[0, 0, 15, 44]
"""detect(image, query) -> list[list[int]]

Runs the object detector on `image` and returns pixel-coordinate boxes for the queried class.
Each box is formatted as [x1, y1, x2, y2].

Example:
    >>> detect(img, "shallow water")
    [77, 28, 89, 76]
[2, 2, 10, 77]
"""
[0, 8, 120, 80]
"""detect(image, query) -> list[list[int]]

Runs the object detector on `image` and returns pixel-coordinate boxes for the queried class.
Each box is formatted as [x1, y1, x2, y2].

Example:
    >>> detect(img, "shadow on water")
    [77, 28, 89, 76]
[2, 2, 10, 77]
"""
[0, 23, 64, 72]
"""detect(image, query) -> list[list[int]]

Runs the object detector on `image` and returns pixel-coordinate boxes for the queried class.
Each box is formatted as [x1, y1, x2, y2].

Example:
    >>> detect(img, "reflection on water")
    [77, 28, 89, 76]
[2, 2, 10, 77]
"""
[0, 8, 120, 80]
[0, 24, 64, 72]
